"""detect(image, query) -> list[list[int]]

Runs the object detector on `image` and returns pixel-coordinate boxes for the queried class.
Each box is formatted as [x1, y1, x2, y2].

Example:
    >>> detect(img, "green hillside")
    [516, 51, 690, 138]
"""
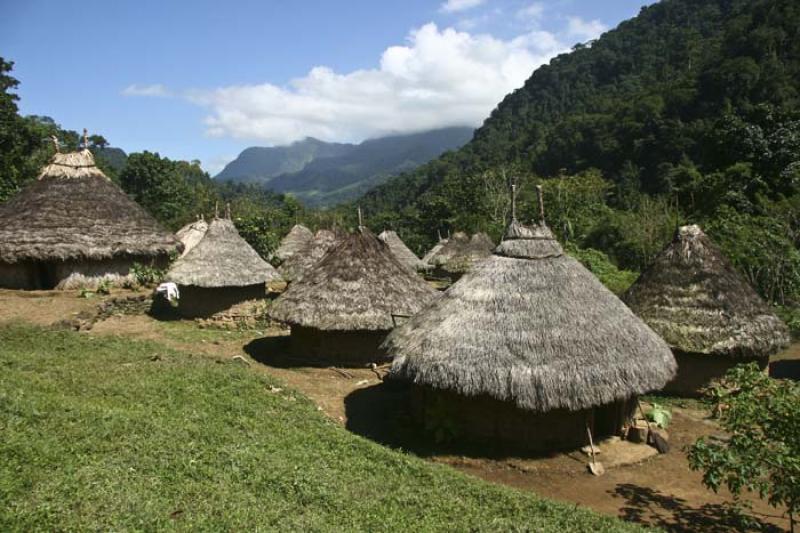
[357, 0, 800, 307]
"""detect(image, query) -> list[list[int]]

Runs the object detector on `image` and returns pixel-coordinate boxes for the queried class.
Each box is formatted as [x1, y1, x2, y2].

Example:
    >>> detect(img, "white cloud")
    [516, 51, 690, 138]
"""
[121, 83, 170, 97]
[440, 0, 485, 14]
[566, 16, 607, 41]
[188, 23, 568, 146]
[516, 2, 544, 23]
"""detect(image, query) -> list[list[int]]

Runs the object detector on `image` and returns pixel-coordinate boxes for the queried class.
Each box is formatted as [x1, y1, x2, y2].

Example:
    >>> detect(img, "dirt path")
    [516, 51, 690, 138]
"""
[0, 290, 794, 532]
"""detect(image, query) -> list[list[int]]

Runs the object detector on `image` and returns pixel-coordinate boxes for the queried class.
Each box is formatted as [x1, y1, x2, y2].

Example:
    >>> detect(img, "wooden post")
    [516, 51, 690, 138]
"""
[358, 206, 363, 227]
[511, 183, 517, 222]
[82, 128, 89, 150]
[536, 185, 545, 225]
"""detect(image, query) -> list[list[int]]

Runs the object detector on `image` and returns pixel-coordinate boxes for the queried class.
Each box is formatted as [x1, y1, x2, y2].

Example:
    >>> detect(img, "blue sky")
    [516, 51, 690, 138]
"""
[2, 0, 654, 174]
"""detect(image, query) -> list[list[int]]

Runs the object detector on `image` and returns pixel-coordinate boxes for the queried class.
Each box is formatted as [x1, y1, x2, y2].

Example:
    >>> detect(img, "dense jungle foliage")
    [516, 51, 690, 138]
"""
[354, 0, 800, 308]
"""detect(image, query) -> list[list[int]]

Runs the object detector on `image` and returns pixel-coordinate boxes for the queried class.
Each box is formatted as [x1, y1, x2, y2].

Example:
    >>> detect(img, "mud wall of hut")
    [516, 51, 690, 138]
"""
[0, 255, 170, 290]
[412, 386, 635, 454]
[290, 325, 389, 365]
[664, 351, 769, 396]
[176, 284, 266, 318]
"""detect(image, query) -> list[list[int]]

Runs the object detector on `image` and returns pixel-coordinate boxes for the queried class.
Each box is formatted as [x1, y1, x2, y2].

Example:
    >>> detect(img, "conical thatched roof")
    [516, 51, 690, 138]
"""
[378, 230, 426, 272]
[624, 225, 790, 359]
[268, 227, 438, 331]
[428, 231, 494, 274]
[384, 217, 676, 413]
[278, 229, 340, 282]
[175, 218, 208, 258]
[273, 224, 313, 264]
[0, 149, 181, 263]
[166, 217, 282, 288]
[422, 237, 448, 265]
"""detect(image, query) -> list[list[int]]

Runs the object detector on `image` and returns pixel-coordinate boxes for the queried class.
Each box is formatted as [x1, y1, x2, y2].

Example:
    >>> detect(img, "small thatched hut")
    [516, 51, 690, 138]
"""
[624, 225, 790, 396]
[166, 216, 283, 317]
[378, 230, 426, 272]
[422, 236, 448, 265]
[273, 224, 313, 264]
[175, 217, 208, 257]
[268, 227, 438, 364]
[278, 229, 340, 282]
[384, 194, 676, 454]
[0, 149, 181, 290]
[427, 231, 494, 279]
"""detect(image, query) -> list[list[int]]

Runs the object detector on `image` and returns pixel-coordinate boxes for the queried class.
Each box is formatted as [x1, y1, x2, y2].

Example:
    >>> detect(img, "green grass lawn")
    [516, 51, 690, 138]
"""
[0, 323, 648, 532]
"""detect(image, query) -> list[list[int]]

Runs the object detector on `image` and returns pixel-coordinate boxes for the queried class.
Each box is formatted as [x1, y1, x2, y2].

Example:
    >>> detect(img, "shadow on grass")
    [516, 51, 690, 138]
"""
[343, 382, 565, 462]
[770, 359, 800, 381]
[611, 483, 785, 533]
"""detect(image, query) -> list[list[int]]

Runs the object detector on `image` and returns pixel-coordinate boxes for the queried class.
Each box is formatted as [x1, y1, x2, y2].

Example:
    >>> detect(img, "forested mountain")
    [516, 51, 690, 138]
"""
[217, 127, 473, 207]
[215, 138, 353, 184]
[354, 0, 800, 311]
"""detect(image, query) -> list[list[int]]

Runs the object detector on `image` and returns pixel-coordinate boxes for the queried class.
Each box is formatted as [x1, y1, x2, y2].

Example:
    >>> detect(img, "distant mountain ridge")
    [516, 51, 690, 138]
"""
[214, 127, 473, 207]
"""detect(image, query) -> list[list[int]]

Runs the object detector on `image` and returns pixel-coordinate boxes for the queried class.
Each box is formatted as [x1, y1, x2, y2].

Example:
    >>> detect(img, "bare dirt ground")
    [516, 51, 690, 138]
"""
[0, 289, 795, 532]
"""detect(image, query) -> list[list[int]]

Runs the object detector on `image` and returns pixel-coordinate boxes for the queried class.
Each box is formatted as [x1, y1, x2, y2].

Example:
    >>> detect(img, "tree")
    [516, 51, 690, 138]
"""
[689, 363, 800, 531]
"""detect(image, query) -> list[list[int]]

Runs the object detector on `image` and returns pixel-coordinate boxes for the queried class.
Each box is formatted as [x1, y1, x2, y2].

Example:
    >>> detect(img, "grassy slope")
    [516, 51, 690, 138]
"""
[0, 324, 646, 532]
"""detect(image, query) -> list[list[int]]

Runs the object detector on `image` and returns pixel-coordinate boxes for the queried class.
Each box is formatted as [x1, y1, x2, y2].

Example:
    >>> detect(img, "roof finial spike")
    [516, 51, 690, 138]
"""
[357, 206, 363, 228]
[437, 229, 442, 241]
[511, 182, 517, 223]
[536, 184, 545, 225]
[82, 128, 89, 150]
[50, 135, 60, 153]
[225, 202, 231, 219]
[215, 201, 219, 219]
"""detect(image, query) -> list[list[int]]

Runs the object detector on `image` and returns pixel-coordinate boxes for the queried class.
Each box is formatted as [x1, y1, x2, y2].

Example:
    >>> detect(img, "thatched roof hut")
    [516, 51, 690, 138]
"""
[0, 149, 181, 290]
[268, 227, 438, 364]
[175, 217, 208, 258]
[166, 216, 283, 317]
[278, 229, 340, 282]
[422, 236, 448, 265]
[378, 230, 426, 272]
[273, 224, 313, 264]
[624, 225, 790, 395]
[427, 231, 494, 279]
[384, 195, 676, 453]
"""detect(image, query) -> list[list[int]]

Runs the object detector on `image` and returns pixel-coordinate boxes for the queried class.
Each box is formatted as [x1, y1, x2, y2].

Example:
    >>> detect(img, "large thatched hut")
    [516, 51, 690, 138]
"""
[378, 230, 426, 272]
[624, 225, 790, 396]
[278, 229, 339, 282]
[422, 235, 448, 265]
[384, 199, 676, 454]
[175, 217, 208, 258]
[273, 224, 313, 264]
[166, 216, 283, 317]
[268, 227, 438, 364]
[427, 231, 494, 279]
[0, 149, 181, 290]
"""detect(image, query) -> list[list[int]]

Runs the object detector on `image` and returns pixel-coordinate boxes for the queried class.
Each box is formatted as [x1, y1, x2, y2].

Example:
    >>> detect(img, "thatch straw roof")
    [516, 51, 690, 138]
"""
[0, 149, 181, 263]
[378, 230, 426, 272]
[428, 231, 494, 274]
[175, 217, 208, 258]
[273, 224, 313, 264]
[624, 225, 790, 358]
[268, 227, 438, 331]
[166, 217, 282, 288]
[384, 217, 676, 413]
[422, 237, 448, 265]
[278, 229, 340, 282]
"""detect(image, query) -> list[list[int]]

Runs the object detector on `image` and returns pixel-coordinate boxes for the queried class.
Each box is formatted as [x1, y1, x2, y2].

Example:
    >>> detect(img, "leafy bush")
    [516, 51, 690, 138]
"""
[129, 263, 166, 287]
[645, 403, 672, 429]
[688, 363, 800, 529]
[565, 243, 639, 295]
[776, 306, 800, 338]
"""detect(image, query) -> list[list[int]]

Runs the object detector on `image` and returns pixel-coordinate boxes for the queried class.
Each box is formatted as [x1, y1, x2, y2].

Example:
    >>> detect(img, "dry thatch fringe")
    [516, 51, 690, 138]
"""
[624, 225, 790, 358]
[385, 219, 676, 413]
[378, 230, 427, 272]
[278, 229, 340, 282]
[428, 231, 495, 274]
[273, 224, 313, 264]
[166, 217, 282, 287]
[0, 149, 181, 263]
[268, 227, 438, 331]
[175, 218, 208, 258]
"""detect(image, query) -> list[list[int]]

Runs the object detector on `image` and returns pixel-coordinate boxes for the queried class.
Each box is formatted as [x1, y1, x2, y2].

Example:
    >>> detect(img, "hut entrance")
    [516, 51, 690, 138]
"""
[33, 262, 59, 290]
